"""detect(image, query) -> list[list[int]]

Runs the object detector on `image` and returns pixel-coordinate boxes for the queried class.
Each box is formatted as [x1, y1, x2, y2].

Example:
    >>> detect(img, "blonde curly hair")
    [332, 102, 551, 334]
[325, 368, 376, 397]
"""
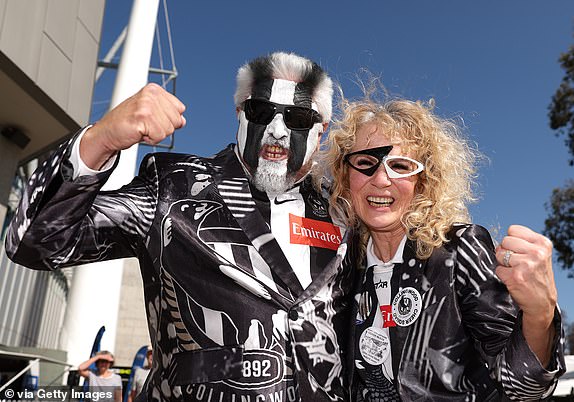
[322, 95, 481, 259]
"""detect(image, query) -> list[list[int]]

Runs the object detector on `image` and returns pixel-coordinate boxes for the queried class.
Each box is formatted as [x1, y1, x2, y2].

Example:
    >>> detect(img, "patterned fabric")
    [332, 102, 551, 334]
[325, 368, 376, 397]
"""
[351, 224, 565, 401]
[354, 368, 400, 402]
[6, 131, 355, 402]
[353, 267, 399, 402]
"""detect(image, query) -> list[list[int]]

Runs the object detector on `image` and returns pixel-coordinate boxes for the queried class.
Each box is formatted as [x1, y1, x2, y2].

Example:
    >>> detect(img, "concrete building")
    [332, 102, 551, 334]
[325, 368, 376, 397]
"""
[0, 1, 163, 391]
[0, 0, 106, 387]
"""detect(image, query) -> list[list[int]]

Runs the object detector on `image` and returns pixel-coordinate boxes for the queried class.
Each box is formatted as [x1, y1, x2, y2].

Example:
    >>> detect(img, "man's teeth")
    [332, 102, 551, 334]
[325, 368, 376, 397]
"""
[262, 145, 288, 160]
[367, 196, 393, 207]
[267, 145, 284, 155]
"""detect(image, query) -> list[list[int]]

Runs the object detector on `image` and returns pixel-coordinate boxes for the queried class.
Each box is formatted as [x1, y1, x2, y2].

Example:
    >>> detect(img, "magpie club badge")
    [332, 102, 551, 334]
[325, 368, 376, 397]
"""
[392, 287, 422, 326]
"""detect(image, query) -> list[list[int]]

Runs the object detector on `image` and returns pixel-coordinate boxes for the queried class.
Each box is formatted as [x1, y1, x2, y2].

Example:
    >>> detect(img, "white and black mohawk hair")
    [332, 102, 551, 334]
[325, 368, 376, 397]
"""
[234, 52, 333, 122]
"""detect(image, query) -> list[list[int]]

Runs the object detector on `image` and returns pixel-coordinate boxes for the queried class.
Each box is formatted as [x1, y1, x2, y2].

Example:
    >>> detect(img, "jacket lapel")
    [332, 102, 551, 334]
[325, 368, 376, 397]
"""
[389, 239, 427, 377]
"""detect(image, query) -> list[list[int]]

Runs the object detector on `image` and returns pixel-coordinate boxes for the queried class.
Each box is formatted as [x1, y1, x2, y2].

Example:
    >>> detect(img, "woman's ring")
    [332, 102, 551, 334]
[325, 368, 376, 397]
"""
[502, 249, 513, 267]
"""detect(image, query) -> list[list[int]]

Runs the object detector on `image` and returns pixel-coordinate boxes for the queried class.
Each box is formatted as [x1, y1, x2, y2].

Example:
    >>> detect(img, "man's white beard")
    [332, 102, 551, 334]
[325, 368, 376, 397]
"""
[251, 158, 296, 195]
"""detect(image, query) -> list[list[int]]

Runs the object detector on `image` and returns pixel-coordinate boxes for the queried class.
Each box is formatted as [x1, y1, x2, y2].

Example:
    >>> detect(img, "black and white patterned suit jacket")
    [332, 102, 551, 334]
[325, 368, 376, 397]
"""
[351, 224, 565, 401]
[6, 132, 355, 402]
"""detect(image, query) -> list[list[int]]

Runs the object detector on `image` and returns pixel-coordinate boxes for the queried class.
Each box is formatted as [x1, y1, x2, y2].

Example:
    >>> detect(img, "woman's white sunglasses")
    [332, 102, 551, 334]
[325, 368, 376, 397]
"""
[344, 145, 425, 178]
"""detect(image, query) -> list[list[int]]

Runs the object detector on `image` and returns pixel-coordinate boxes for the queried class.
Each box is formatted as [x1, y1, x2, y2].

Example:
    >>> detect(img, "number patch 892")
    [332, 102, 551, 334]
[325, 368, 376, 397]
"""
[242, 359, 271, 377]
[227, 350, 284, 389]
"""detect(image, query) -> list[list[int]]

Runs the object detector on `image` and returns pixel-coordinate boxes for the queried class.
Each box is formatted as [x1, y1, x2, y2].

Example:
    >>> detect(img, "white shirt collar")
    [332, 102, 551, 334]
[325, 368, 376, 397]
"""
[366, 235, 408, 268]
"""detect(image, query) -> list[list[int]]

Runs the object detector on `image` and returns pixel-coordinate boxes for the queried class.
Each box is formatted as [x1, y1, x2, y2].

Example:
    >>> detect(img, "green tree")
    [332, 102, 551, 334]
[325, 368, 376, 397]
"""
[561, 310, 574, 354]
[546, 43, 574, 271]
[567, 320, 574, 355]
[545, 181, 574, 272]
[549, 44, 574, 165]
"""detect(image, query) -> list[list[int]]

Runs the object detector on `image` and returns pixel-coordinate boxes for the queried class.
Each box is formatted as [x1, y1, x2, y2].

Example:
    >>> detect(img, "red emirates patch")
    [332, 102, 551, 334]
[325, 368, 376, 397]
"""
[289, 214, 342, 250]
[380, 305, 397, 328]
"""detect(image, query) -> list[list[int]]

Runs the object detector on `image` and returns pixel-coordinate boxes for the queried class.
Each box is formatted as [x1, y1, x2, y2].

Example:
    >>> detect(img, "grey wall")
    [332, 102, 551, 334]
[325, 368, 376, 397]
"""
[0, 0, 106, 362]
[0, 0, 106, 235]
[0, 246, 69, 349]
[0, 0, 105, 125]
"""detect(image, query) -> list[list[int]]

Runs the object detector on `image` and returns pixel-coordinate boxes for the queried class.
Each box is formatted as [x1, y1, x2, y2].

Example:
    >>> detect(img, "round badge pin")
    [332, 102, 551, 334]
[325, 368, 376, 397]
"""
[359, 326, 391, 366]
[392, 287, 422, 327]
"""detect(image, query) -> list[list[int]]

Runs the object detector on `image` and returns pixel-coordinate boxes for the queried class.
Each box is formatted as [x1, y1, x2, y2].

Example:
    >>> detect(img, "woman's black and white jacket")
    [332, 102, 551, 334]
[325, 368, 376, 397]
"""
[350, 224, 565, 401]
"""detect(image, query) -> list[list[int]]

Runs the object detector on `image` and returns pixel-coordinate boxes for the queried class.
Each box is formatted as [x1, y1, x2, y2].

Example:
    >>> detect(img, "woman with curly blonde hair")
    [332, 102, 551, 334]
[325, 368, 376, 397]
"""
[323, 95, 564, 401]
[325, 97, 477, 260]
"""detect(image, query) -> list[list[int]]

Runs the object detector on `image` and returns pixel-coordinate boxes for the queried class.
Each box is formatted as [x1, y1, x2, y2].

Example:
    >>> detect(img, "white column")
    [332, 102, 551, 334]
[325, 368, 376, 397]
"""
[60, 0, 160, 366]
[106, 0, 161, 191]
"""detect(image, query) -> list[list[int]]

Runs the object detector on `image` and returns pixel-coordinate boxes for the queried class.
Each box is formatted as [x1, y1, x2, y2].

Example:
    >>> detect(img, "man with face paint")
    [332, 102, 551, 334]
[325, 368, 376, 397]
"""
[235, 60, 329, 195]
[6, 52, 354, 402]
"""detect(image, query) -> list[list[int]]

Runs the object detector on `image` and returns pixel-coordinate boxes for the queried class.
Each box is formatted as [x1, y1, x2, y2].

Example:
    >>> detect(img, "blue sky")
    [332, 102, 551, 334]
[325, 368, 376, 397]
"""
[92, 1, 574, 319]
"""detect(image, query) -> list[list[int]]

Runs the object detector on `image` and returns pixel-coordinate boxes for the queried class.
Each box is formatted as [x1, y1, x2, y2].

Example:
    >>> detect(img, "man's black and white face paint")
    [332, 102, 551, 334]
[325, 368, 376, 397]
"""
[237, 78, 322, 194]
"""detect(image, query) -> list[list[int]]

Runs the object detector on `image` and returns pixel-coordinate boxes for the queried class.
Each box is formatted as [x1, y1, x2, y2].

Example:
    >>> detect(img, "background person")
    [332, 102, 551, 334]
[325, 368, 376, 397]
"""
[78, 351, 122, 402]
[323, 95, 566, 400]
[128, 348, 152, 402]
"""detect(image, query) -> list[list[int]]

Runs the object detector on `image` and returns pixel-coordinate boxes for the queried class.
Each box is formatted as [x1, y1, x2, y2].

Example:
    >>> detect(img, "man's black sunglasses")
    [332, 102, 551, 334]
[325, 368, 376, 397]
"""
[243, 99, 322, 130]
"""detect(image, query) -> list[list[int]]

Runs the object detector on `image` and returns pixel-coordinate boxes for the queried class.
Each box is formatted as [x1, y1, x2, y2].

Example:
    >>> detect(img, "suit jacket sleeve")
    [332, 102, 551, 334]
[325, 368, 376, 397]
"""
[5, 129, 158, 270]
[455, 224, 565, 401]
